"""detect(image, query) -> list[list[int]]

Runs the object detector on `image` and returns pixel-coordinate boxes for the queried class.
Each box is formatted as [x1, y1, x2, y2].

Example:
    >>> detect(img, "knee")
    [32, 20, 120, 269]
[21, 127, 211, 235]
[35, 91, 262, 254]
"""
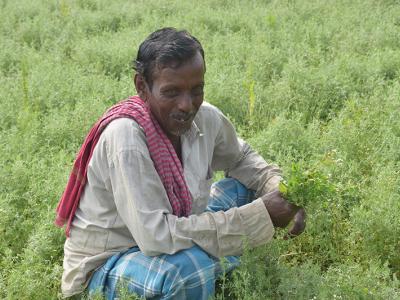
[166, 246, 215, 279]
[211, 177, 241, 192]
[208, 178, 254, 212]
[161, 246, 216, 297]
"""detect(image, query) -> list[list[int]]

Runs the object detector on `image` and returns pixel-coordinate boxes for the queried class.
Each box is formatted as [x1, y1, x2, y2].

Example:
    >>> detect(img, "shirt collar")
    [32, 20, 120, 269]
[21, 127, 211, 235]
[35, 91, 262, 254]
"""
[183, 120, 202, 144]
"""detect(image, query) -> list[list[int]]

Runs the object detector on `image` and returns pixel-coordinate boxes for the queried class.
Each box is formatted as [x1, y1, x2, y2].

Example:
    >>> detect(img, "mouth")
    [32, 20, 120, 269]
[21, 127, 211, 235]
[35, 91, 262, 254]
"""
[171, 113, 195, 124]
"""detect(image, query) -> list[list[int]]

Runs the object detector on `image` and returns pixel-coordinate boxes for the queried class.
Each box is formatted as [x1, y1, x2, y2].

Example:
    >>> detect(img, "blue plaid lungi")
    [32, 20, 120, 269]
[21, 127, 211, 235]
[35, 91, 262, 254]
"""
[88, 178, 255, 299]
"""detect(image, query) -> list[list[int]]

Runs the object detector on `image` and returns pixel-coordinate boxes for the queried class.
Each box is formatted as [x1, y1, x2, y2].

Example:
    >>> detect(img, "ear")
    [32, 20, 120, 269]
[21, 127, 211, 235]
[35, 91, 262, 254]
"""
[134, 74, 149, 101]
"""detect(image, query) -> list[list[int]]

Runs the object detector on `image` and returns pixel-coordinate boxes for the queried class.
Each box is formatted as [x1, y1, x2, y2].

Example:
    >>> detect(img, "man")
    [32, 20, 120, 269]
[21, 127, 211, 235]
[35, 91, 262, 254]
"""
[56, 28, 306, 299]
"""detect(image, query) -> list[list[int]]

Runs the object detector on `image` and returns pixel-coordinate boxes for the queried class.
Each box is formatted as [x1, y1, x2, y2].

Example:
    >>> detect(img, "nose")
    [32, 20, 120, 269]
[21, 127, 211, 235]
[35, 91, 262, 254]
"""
[177, 93, 194, 113]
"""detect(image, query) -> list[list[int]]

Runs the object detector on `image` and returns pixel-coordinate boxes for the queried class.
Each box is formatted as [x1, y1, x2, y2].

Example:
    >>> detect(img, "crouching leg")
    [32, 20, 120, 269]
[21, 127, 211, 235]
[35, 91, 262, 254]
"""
[88, 245, 221, 300]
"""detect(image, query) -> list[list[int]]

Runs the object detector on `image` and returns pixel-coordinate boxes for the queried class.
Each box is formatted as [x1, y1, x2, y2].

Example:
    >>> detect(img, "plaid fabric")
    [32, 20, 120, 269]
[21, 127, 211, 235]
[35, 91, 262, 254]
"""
[88, 178, 255, 300]
[55, 96, 192, 236]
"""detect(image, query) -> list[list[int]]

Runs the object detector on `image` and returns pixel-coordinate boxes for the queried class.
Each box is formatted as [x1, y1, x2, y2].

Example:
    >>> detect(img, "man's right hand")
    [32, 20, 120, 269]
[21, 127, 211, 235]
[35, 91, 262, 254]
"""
[261, 190, 305, 236]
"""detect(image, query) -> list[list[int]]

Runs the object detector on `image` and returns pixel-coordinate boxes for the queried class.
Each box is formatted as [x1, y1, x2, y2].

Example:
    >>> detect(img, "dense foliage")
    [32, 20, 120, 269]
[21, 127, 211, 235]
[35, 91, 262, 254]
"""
[0, 0, 399, 299]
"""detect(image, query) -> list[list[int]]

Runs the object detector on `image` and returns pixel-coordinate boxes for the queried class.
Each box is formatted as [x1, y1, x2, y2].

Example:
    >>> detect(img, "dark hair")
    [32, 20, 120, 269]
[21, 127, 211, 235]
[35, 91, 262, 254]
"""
[133, 27, 205, 88]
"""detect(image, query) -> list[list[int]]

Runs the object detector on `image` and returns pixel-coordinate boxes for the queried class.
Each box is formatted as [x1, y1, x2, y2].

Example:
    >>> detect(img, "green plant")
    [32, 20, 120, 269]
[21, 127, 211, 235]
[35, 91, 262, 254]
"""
[278, 163, 336, 208]
[1, 0, 400, 298]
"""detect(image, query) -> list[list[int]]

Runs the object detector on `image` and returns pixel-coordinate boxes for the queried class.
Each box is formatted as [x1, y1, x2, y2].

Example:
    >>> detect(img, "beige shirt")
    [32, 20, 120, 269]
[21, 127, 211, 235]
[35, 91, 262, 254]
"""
[61, 102, 281, 297]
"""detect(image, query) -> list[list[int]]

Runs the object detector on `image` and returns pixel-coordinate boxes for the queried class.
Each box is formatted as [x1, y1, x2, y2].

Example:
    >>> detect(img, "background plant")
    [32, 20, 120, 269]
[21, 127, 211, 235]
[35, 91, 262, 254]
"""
[0, 0, 399, 299]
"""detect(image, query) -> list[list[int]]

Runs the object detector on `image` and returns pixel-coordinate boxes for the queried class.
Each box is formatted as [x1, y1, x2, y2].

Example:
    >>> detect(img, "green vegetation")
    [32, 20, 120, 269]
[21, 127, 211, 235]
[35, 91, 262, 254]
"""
[1, 0, 399, 298]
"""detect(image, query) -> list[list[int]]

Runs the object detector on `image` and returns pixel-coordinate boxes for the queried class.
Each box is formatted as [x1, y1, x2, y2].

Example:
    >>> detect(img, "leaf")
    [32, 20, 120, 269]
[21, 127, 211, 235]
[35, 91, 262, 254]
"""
[279, 181, 288, 198]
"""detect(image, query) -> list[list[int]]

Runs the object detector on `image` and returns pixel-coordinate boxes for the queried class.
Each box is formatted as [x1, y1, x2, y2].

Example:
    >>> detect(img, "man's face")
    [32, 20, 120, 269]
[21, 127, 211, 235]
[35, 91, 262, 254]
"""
[139, 52, 205, 142]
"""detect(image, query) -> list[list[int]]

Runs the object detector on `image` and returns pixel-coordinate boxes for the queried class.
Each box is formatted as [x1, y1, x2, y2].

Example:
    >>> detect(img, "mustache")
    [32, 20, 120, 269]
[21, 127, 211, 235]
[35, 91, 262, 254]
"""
[169, 111, 196, 120]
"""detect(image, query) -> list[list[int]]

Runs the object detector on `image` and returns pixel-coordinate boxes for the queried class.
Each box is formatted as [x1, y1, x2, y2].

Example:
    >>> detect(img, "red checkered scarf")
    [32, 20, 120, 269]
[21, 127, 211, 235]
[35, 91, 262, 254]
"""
[55, 96, 192, 236]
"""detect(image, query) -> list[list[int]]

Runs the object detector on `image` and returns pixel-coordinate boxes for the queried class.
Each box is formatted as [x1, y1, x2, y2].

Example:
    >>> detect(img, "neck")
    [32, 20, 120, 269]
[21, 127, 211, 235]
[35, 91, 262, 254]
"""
[168, 135, 182, 162]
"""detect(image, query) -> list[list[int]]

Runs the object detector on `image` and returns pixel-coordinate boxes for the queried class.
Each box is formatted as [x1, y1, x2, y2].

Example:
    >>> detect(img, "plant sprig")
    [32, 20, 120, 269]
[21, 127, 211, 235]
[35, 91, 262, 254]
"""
[279, 163, 336, 208]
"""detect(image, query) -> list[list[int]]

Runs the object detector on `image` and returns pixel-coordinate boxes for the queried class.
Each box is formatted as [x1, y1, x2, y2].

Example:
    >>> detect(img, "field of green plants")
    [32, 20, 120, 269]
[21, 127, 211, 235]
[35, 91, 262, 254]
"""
[1, 0, 399, 299]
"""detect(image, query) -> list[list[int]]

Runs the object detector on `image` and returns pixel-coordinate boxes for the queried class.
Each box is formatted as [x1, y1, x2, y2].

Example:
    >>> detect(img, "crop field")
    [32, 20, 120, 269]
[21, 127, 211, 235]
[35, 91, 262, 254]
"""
[1, 0, 400, 299]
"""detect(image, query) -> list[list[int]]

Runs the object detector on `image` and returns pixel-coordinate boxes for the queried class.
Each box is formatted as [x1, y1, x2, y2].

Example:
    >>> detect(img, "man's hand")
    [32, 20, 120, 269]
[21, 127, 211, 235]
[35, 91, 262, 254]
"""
[287, 208, 306, 237]
[261, 190, 306, 237]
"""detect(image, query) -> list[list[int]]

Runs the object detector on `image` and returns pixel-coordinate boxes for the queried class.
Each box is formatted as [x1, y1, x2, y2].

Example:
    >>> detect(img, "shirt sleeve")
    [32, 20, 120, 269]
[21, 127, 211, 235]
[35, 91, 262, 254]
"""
[106, 118, 275, 258]
[210, 109, 282, 197]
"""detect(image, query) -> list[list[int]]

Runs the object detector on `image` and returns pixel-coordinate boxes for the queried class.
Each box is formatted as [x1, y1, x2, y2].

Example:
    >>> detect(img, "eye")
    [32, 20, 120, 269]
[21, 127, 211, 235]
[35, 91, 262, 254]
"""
[161, 89, 180, 98]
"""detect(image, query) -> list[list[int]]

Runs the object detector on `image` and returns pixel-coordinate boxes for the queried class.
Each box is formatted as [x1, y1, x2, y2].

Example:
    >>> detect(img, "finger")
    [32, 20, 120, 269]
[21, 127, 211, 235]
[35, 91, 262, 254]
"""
[287, 208, 306, 237]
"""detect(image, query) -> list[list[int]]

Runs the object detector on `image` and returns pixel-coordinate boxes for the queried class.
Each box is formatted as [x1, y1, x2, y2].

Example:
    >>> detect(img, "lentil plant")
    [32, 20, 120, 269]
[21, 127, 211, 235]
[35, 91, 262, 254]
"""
[0, 0, 399, 299]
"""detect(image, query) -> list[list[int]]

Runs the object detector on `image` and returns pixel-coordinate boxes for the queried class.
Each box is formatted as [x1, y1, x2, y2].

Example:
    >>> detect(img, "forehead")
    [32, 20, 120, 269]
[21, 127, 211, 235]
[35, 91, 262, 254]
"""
[152, 52, 205, 87]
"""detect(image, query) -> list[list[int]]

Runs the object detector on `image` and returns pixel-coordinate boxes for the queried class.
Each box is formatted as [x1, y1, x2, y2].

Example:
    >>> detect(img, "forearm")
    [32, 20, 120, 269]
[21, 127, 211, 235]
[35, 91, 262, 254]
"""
[171, 198, 274, 257]
[115, 186, 274, 258]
